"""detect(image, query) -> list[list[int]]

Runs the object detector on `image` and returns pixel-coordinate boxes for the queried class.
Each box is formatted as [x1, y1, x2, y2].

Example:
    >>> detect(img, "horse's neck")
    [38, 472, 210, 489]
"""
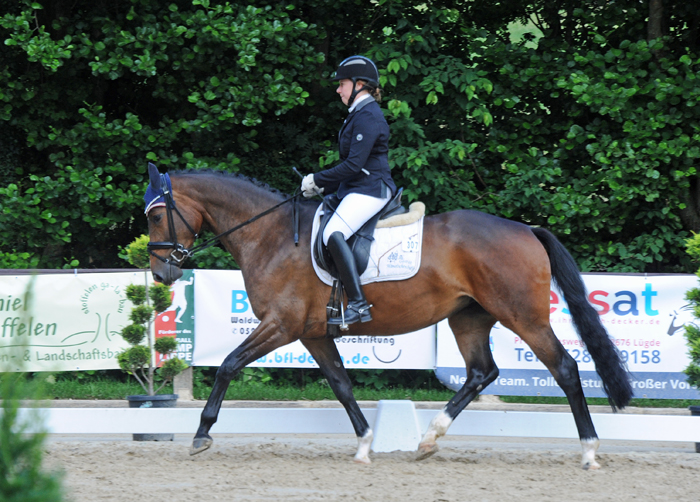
[181, 176, 288, 266]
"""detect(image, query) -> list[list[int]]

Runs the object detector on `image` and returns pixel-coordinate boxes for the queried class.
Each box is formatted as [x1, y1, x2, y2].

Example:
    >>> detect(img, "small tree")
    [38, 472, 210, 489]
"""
[683, 234, 700, 388]
[0, 372, 65, 502]
[123, 234, 151, 270]
[118, 235, 188, 395]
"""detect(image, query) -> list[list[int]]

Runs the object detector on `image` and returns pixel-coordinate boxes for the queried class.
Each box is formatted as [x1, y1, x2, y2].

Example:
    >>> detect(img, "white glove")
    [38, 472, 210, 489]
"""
[301, 173, 323, 198]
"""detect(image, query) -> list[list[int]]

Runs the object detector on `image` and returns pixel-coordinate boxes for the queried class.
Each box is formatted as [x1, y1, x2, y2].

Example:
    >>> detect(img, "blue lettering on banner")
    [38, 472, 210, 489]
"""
[231, 290, 249, 313]
[513, 347, 662, 365]
[344, 353, 370, 365]
[254, 351, 371, 366]
[433, 368, 700, 399]
[642, 283, 659, 316]
[556, 283, 660, 317]
[256, 351, 317, 366]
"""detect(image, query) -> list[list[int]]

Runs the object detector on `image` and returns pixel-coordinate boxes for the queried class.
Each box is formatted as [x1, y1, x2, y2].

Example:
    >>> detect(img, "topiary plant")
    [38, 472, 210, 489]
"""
[118, 234, 188, 395]
[683, 233, 700, 389]
[120, 234, 151, 269]
[118, 282, 189, 395]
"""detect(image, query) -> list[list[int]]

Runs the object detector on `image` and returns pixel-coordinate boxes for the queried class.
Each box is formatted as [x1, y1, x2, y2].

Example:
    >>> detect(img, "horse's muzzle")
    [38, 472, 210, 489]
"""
[151, 263, 183, 286]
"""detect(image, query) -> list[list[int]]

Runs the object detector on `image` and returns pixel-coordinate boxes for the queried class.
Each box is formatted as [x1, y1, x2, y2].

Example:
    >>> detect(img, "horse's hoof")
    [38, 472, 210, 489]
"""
[582, 460, 601, 470]
[353, 455, 371, 465]
[189, 436, 213, 456]
[415, 442, 439, 461]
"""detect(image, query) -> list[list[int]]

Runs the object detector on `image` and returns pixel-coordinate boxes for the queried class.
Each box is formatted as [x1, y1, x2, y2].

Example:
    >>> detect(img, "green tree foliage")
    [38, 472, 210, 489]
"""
[0, 373, 64, 502]
[0, 0, 325, 268]
[2, 0, 700, 272]
[357, 0, 700, 272]
[683, 233, 700, 388]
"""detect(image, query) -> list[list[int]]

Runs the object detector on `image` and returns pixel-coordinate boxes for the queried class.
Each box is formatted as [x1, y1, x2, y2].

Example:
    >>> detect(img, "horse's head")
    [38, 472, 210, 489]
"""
[144, 163, 202, 285]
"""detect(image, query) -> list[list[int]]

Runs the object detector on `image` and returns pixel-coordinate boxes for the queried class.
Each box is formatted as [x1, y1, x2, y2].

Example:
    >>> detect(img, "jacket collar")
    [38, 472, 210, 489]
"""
[348, 95, 374, 114]
[340, 98, 375, 138]
[348, 93, 373, 113]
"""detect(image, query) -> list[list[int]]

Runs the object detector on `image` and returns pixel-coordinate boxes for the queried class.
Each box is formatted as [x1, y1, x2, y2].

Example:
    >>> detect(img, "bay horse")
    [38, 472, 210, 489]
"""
[143, 164, 632, 469]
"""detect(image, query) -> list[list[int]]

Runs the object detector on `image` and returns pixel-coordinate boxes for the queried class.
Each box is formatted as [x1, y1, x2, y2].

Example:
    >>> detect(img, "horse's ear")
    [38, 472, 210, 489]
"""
[148, 162, 161, 187]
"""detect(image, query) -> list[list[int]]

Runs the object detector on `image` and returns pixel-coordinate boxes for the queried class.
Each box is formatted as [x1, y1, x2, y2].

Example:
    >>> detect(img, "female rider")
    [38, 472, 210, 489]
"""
[301, 55, 397, 326]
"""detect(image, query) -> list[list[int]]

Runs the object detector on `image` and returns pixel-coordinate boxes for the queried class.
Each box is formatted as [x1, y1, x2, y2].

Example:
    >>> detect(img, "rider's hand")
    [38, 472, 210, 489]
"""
[301, 173, 323, 198]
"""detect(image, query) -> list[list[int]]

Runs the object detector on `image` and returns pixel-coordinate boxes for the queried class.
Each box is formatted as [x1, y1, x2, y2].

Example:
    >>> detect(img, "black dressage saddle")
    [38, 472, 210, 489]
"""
[313, 188, 406, 278]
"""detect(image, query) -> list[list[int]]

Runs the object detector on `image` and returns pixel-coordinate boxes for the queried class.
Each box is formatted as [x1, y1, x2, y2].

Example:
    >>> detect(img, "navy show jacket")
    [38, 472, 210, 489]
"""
[314, 98, 397, 199]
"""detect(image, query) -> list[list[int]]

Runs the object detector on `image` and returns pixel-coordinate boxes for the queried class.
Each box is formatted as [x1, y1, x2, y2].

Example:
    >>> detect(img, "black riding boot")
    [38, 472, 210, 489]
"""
[326, 232, 372, 325]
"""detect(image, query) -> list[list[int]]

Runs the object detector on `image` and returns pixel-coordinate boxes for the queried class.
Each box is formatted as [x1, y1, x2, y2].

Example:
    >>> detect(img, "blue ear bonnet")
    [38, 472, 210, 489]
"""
[144, 172, 172, 214]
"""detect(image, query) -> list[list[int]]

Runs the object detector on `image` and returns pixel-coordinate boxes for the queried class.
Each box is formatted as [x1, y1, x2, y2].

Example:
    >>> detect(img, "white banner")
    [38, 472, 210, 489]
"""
[6, 269, 700, 400]
[435, 274, 700, 399]
[192, 270, 435, 369]
[0, 272, 144, 372]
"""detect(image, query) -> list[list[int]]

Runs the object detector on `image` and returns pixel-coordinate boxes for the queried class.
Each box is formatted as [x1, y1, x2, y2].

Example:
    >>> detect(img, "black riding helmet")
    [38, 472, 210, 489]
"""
[332, 55, 380, 107]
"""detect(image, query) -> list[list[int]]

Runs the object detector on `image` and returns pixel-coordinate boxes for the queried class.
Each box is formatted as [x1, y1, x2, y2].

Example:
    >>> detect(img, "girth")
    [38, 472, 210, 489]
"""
[313, 188, 405, 278]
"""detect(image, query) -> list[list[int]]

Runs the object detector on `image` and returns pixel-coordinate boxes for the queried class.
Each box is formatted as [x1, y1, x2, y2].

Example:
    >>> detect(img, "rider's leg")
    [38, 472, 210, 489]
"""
[322, 192, 390, 243]
[326, 231, 372, 325]
[323, 192, 389, 326]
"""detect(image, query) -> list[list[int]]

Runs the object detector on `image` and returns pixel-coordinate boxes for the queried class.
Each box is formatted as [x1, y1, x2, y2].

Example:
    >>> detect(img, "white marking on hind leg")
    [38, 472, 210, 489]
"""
[581, 438, 600, 470]
[354, 429, 373, 464]
[417, 409, 453, 460]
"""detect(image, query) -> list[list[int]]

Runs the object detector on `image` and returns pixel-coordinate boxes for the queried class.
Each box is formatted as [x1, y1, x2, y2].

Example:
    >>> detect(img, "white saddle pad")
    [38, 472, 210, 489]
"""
[311, 205, 424, 286]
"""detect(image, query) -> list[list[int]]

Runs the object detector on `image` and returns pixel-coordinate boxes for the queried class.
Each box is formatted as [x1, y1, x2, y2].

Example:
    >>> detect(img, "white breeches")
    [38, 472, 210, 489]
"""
[323, 192, 391, 245]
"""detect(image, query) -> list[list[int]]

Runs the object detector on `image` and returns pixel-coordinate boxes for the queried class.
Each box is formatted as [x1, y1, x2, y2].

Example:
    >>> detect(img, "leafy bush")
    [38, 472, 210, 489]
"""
[683, 233, 700, 388]
[122, 235, 151, 269]
[3, 0, 700, 273]
[0, 0, 324, 269]
[188, 242, 239, 270]
[0, 372, 64, 502]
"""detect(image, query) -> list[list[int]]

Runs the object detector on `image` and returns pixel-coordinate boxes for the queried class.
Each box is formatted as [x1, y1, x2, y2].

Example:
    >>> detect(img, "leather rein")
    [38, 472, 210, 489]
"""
[147, 182, 302, 267]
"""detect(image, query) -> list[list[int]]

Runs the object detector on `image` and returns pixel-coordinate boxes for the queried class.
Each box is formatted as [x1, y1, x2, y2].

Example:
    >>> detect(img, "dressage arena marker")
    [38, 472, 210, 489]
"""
[371, 400, 423, 452]
[15, 402, 700, 448]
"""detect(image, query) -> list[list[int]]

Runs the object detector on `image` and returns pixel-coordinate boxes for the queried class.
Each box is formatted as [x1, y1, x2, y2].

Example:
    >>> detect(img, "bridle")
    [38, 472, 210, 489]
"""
[146, 178, 199, 266]
[146, 174, 302, 267]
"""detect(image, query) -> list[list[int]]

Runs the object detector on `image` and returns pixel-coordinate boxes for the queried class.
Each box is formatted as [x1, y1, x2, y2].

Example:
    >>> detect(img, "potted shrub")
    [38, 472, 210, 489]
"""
[682, 233, 700, 452]
[119, 236, 188, 440]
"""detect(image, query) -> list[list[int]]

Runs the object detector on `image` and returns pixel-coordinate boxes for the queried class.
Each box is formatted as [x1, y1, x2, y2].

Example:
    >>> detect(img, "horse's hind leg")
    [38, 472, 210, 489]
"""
[417, 304, 498, 460]
[301, 337, 373, 464]
[516, 323, 601, 469]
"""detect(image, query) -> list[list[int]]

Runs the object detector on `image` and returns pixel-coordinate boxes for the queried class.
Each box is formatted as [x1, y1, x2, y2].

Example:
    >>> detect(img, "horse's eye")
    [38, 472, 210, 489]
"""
[151, 213, 163, 225]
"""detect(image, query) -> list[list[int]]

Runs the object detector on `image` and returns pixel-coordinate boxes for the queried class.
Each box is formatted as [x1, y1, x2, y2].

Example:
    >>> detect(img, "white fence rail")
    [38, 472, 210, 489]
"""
[17, 404, 700, 445]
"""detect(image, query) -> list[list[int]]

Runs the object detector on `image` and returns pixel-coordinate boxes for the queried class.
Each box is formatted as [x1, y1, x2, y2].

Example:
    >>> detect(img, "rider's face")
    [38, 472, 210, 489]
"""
[336, 79, 364, 106]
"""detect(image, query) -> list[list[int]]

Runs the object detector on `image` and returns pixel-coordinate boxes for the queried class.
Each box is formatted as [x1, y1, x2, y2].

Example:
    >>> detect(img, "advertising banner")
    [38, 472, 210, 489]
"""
[154, 269, 195, 366]
[435, 274, 700, 399]
[192, 269, 435, 369]
[7, 268, 700, 401]
[0, 271, 197, 372]
[0, 272, 140, 372]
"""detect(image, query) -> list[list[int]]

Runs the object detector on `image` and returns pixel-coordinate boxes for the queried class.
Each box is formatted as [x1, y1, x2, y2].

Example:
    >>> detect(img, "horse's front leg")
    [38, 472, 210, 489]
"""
[190, 319, 289, 455]
[301, 337, 373, 464]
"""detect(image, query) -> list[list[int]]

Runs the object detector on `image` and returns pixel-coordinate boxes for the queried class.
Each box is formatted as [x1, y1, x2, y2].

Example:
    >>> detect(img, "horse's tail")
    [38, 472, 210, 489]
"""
[531, 227, 633, 411]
